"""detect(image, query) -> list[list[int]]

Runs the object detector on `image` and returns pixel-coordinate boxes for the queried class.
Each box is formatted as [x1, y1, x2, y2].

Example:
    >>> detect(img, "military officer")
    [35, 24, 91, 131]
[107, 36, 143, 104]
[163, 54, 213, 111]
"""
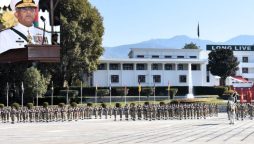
[0, 0, 51, 54]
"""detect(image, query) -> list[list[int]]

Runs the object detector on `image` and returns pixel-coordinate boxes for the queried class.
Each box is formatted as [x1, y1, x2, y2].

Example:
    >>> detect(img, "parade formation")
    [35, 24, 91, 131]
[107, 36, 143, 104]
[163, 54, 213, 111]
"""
[0, 103, 221, 124]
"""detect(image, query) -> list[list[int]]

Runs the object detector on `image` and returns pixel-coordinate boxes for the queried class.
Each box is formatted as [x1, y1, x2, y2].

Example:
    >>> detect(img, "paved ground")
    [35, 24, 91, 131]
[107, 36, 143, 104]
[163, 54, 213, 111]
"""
[0, 113, 254, 144]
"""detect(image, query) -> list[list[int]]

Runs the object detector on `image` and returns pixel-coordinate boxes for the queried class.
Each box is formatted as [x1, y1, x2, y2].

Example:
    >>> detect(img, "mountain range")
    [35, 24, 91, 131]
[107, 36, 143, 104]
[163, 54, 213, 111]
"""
[102, 35, 254, 58]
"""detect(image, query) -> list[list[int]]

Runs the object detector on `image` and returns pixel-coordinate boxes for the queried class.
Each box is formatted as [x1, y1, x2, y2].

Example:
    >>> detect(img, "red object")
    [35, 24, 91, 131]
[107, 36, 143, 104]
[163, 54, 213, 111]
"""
[240, 89, 243, 104]
[249, 90, 252, 103]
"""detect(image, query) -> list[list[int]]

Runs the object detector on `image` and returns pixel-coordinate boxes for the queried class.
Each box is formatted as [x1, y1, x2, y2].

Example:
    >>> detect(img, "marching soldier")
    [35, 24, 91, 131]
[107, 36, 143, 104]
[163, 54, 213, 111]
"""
[113, 106, 118, 121]
[124, 104, 129, 120]
[119, 106, 124, 121]
[98, 106, 103, 119]
[137, 104, 142, 120]
[93, 106, 98, 119]
[104, 106, 108, 119]
[10, 107, 17, 124]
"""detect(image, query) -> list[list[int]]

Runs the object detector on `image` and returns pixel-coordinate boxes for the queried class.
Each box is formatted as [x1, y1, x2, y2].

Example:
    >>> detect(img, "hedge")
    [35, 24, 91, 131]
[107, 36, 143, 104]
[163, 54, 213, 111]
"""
[53, 86, 229, 97]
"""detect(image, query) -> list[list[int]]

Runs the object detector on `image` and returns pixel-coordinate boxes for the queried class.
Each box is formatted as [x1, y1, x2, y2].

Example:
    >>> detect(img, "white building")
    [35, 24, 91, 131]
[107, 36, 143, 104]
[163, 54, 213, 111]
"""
[92, 45, 254, 88]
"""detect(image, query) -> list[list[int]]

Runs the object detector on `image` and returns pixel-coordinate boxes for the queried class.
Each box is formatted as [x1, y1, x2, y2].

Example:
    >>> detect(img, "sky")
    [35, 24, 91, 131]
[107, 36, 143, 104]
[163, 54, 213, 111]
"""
[89, 0, 254, 47]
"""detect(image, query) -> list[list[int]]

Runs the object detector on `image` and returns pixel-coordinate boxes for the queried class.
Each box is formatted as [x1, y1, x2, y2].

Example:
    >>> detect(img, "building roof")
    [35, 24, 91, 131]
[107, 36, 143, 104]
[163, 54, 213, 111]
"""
[99, 58, 206, 63]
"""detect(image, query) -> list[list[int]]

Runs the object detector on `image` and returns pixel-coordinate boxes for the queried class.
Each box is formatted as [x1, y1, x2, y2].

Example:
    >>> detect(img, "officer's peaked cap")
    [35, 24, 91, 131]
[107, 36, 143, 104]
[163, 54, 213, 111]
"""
[10, 0, 39, 11]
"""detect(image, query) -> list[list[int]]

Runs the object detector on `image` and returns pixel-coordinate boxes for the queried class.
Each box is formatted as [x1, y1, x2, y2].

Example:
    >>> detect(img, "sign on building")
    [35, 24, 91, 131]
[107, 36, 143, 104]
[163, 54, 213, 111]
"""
[206, 45, 254, 51]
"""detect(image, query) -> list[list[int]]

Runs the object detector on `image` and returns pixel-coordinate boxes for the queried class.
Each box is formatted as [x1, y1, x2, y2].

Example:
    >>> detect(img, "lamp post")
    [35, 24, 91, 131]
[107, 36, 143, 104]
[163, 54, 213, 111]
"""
[36, 81, 38, 107]
[6, 82, 9, 107]
[51, 81, 54, 106]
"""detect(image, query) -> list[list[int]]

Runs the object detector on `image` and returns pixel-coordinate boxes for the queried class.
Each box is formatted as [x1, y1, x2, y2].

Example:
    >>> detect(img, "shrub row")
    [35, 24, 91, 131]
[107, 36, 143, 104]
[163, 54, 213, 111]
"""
[55, 86, 228, 97]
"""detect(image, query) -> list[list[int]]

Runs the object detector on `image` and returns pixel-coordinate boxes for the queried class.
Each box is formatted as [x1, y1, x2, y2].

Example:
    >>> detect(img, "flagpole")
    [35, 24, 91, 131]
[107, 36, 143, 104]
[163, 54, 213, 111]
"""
[80, 81, 82, 105]
[95, 84, 97, 104]
[109, 83, 112, 106]
[6, 82, 9, 107]
[139, 91, 140, 104]
[168, 81, 170, 100]
[66, 85, 69, 105]
[21, 82, 24, 108]
[153, 83, 156, 105]
[138, 82, 141, 105]
[124, 86, 127, 105]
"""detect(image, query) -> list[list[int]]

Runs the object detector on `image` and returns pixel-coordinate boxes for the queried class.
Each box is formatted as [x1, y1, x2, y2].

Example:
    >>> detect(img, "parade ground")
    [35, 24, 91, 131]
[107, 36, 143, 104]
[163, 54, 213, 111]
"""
[0, 113, 253, 144]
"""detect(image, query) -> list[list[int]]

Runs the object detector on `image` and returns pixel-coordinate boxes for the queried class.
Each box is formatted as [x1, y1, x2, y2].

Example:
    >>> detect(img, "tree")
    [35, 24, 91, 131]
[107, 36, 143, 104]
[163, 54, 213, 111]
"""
[60, 0, 104, 85]
[23, 67, 51, 103]
[208, 49, 239, 86]
[183, 42, 199, 49]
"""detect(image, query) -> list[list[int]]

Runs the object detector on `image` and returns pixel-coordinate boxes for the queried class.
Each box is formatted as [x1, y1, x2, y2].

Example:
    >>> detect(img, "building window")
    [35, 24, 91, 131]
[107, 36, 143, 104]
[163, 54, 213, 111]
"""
[178, 64, 184, 70]
[136, 64, 147, 70]
[191, 64, 200, 70]
[242, 57, 248, 63]
[152, 55, 159, 58]
[165, 64, 174, 70]
[179, 75, 187, 83]
[111, 75, 119, 83]
[206, 76, 210, 82]
[206, 71, 210, 82]
[123, 63, 134, 70]
[189, 56, 197, 59]
[178, 64, 188, 70]
[109, 64, 120, 70]
[152, 63, 162, 70]
[164, 55, 172, 59]
[177, 56, 184, 58]
[137, 55, 144, 58]
[138, 75, 146, 83]
[98, 63, 107, 70]
[242, 68, 248, 73]
[153, 75, 161, 83]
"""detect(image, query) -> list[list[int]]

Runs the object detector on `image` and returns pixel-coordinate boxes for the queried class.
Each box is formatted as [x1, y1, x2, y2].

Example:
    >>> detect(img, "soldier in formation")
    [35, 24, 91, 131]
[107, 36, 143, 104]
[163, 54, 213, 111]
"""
[6, 102, 253, 123]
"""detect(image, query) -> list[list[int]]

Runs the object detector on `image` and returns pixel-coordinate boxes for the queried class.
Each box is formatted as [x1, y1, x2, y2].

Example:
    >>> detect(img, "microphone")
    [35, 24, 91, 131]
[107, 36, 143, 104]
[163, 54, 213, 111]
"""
[40, 16, 46, 22]
[40, 16, 46, 45]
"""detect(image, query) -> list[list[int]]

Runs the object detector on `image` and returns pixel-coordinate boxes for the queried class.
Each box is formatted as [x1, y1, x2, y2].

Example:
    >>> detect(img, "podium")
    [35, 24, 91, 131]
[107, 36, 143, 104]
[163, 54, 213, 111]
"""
[0, 45, 60, 63]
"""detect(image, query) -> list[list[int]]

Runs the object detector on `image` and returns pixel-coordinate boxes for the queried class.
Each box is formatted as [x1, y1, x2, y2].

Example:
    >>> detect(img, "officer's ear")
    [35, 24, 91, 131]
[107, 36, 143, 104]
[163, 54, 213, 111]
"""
[14, 11, 19, 19]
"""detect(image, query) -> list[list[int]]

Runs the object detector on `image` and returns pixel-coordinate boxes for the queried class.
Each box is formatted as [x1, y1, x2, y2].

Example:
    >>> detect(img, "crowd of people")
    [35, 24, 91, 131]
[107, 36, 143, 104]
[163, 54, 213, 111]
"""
[0, 103, 220, 124]
[227, 102, 254, 121]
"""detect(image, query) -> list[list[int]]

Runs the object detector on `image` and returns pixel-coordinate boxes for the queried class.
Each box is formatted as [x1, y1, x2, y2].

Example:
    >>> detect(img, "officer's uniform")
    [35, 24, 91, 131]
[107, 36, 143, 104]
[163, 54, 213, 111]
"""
[0, 0, 51, 54]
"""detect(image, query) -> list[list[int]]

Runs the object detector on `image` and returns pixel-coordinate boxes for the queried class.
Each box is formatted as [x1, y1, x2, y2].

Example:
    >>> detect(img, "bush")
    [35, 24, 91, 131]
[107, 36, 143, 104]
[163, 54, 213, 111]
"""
[70, 102, 77, 107]
[159, 101, 165, 106]
[58, 103, 65, 108]
[43, 102, 49, 108]
[0, 103, 4, 108]
[87, 103, 93, 107]
[97, 89, 110, 97]
[224, 90, 235, 95]
[27, 103, 34, 109]
[130, 103, 135, 107]
[170, 99, 207, 104]
[115, 103, 121, 108]
[59, 90, 79, 98]
[101, 103, 107, 108]
[144, 101, 149, 105]
[142, 87, 154, 96]
[11, 102, 20, 109]
[115, 87, 129, 96]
